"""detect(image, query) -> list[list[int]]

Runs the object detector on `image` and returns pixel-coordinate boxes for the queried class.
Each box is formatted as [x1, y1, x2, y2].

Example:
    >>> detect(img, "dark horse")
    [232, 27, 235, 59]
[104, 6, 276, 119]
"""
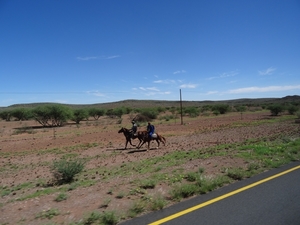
[137, 131, 166, 150]
[118, 127, 141, 149]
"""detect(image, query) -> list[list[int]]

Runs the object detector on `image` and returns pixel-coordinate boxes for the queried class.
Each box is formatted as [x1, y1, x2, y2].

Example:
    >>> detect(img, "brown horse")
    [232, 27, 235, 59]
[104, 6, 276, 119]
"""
[137, 131, 166, 150]
[118, 127, 140, 149]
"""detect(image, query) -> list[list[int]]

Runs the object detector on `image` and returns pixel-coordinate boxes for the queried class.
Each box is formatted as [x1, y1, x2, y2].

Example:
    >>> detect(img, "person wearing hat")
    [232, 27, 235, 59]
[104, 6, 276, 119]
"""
[130, 120, 137, 137]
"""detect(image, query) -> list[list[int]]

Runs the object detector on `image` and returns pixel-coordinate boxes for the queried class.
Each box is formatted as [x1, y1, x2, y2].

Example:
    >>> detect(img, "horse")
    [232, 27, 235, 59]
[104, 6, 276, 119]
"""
[118, 127, 140, 149]
[137, 131, 166, 150]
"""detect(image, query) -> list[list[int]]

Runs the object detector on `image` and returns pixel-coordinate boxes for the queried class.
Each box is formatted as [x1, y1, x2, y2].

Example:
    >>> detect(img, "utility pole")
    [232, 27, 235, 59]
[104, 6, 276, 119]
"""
[180, 89, 183, 125]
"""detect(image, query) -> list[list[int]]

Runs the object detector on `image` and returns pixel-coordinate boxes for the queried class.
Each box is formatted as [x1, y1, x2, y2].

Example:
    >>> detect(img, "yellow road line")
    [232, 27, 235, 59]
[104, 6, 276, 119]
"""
[149, 165, 300, 225]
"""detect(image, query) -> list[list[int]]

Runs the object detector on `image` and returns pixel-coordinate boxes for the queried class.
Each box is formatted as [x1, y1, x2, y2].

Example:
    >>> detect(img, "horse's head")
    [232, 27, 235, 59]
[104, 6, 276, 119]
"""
[118, 127, 125, 133]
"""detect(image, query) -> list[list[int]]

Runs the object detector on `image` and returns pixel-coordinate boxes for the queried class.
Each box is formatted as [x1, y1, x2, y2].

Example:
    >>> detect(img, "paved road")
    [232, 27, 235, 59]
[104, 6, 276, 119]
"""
[120, 161, 300, 225]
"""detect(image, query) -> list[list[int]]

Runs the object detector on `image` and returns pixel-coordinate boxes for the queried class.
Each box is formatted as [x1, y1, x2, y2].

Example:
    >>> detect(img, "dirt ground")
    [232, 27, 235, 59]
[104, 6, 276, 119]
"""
[0, 111, 299, 225]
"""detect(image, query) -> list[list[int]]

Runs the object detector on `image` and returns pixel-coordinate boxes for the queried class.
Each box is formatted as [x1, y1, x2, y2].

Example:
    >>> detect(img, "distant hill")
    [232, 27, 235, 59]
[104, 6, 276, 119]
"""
[1, 95, 300, 110]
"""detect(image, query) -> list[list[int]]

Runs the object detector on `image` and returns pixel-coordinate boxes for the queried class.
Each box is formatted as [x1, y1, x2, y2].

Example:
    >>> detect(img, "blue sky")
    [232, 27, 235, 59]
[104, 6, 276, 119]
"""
[1, 0, 299, 107]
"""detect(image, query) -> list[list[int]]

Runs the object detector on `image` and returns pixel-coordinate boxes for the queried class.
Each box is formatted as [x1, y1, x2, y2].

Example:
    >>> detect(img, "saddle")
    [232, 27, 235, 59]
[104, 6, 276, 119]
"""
[151, 133, 157, 138]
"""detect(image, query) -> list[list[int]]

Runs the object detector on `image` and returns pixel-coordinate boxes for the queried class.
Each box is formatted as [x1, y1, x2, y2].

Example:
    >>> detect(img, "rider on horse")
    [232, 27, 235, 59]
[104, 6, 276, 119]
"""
[147, 122, 155, 138]
[129, 120, 137, 138]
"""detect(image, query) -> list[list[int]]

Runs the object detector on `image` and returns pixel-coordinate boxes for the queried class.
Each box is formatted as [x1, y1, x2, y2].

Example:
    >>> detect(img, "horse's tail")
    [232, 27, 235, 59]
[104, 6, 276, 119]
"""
[159, 135, 166, 145]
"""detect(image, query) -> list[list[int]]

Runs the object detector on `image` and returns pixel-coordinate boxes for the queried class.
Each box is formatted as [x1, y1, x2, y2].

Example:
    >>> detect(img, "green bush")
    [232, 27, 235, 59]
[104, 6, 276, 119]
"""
[55, 192, 68, 202]
[11, 108, 32, 121]
[212, 104, 230, 114]
[83, 211, 102, 225]
[51, 158, 85, 184]
[137, 108, 159, 122]
[185, 172, 198, 182]
[170, 183, 198, 201]
[32, 104, 72, 127]
[72, 108, 88, 124]
[106, 107, 125, 118]
[128, 201, 145, 218]
[150, 195, 166, 211]
[268, 104, 284, 116]
[0, 110, 12, 121]
[88, 107, 105, 120]
[183, 106, 200, 117]
[287, 105, 298, 115]
[101, 211, 119, 225]
[297, 110, 300, 119]
[139, 179, 156, 189]
[226, 168, 245, 180]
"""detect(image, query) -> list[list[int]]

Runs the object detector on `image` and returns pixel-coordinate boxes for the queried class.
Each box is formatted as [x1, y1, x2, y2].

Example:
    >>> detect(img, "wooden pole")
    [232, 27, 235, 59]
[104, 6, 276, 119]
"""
[180, 89, 183, 125]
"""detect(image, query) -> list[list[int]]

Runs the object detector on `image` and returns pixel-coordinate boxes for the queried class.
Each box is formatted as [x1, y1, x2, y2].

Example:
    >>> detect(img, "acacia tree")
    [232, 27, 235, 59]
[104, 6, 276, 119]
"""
[235, 105, 247, 120]
[32, 104, 72, 127]
[0, 110, 12, 121]
[72, 108, 88, 124]
[106, 108, 124, 118]
[11, 108, 32, 121]
[88, 108, 105, 120]
[268, 104, 284, 116]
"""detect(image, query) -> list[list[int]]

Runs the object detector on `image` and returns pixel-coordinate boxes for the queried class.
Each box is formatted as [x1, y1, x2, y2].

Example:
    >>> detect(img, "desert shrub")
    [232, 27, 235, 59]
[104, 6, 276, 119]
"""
[183, 106, 200, 117]
[139, 179, 156, 189]
[72, 108, 89, 124]
[128, 201, 145, 218]
[101, 211, 119, 225]
[235, 105, 247, 113]
[287, 105, 298, 115]
[123, 107, 133, 114]
[106, 107, 125, 118]
[226, 168, 245, 180]
[51, 158, 85, 184]
[212, 104, 230, 114]
[136, 108, 159, 122]
[185, 171, 198, 182]
[201, 105, 213, 112]
[268, 104, 284, 116]
[55, 192, 68, 202]
[197, 175, 229, 194]
[82, 211, 102, 225]
[150, 195, 166, 211]
[213, 110, 220, 116]
[170, 183, 198, 201]
[157, 106, 166, 113]
[168, 106, 180, 115]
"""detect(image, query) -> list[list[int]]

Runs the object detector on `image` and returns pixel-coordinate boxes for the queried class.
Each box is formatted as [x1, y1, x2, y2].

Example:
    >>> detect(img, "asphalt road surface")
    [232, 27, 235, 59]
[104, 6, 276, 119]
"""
[120, 161, 300, 225]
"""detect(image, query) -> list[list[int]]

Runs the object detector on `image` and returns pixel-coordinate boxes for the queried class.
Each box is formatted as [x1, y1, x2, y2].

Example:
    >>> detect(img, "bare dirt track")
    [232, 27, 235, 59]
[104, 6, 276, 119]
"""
[0, 111, 299, 225]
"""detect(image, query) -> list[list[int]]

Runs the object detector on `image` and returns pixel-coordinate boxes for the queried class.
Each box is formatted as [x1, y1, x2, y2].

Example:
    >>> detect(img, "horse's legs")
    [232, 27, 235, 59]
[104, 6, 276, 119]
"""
[125, 138, 135, 149]
[155, 139, 160, 148]
[137, 140, 145, 149]
[129, 138, 136, 147]
[136, 138, 143, 149]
